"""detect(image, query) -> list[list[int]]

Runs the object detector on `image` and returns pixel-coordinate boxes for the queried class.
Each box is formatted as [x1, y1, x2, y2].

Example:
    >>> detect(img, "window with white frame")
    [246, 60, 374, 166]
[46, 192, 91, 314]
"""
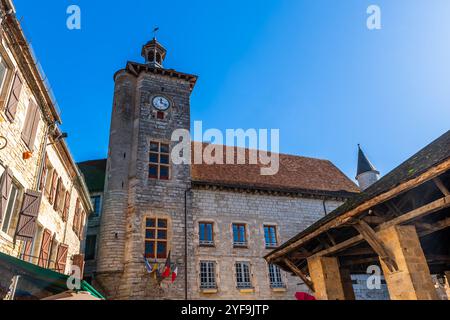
[268, 264, 285, 288]
[199, 222, 214, 246]
[200, 261, 217, 289]
[264, 225, 278, 248]
[0, 56, 9, 92]
[1, 181, 20, 236]
[232, 223, 247, 247]
[235, 262, 252, 289]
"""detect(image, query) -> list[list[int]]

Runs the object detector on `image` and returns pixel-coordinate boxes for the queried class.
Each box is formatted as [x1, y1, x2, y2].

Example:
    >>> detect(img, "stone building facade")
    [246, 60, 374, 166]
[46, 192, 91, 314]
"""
[77, 160, 106, 283]
[82, 37, 362, 300]
[0, 0, 92, 296]
[190, 187, 344, 300]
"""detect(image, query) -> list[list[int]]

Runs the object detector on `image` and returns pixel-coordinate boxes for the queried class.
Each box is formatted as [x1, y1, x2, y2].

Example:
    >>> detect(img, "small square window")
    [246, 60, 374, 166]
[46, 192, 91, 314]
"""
[160, 166, 169, 180]
[146, 218, 156, 228]
[145, 241, 155, 258]
[150, 142, 159, 152]
[158, 219, 167, 228]
[146, 229, 155, 239]
[160, 144, 170, 154]
[150, 153, 159, 163]
[160, 154, 169, 164]
[157, 111, 165, 120]
[149, 165, 158, 178]
[157, 230, 167, 239]
[157, 242, 167, 259]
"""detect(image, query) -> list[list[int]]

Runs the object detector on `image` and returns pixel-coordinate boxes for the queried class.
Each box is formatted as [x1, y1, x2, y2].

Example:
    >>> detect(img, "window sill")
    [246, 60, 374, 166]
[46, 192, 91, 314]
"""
[271, 287, 287, 292]
[201, 288, 218, 294]
[233, 244, 248, 249]
[265, 245, 278, 250]
[238, 288, 255, 294]
[0, 230, 14, 244]
[199, 243, 215, 248]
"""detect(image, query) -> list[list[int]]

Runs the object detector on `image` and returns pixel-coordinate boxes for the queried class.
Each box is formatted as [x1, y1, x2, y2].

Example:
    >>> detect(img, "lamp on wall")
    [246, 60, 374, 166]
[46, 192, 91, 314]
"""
[23, 151, 33, 160]
[47, 131, 68, 146]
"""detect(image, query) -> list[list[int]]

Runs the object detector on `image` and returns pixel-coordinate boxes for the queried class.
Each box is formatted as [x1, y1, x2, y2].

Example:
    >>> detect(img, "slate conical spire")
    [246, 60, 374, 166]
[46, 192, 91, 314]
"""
[357, 144, 378, 176]
[356, 144, 380, 190]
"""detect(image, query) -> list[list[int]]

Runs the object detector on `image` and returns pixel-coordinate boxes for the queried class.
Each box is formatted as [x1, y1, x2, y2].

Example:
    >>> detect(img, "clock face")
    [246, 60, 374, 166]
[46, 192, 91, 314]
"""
[152, 96, 170, 111]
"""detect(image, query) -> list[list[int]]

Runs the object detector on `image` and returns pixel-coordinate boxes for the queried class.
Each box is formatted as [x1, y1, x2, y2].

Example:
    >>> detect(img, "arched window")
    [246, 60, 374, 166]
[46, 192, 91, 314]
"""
[148, 51, 155, 62]
[156, 52, 162, 64]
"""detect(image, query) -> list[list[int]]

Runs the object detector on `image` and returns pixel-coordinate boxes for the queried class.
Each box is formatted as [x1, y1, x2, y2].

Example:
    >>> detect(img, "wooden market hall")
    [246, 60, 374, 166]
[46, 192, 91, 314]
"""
[265, 131, 450, 300]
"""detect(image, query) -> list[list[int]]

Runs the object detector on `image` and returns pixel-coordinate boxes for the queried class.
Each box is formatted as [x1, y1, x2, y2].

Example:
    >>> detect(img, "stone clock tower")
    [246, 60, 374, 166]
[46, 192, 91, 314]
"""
[96, 37, 197, 300]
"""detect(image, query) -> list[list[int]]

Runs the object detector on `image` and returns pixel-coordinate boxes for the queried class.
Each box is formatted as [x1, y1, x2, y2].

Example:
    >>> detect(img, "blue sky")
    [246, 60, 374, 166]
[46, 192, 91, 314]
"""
[13, 0, 450, 182]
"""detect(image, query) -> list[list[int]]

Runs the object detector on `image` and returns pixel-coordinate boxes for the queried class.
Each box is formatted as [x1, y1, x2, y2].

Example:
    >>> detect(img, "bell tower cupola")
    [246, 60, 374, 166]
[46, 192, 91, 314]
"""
[141, 37, 167, 68]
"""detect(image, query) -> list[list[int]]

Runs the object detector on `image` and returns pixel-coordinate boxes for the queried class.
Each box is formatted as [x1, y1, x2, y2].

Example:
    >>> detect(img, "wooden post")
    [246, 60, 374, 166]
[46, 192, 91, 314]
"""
[283, 258, 314, 292]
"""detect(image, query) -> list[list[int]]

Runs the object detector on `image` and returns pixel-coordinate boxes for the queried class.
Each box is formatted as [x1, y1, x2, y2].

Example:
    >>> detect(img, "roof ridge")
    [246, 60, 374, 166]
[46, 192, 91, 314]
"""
[190, 141, 331, 163]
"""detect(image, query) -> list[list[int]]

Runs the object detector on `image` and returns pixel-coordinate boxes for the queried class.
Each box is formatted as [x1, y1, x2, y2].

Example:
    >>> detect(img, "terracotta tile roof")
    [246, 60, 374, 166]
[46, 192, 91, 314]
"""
[76, 144, 360, 197]
[191, 143, 360, 196]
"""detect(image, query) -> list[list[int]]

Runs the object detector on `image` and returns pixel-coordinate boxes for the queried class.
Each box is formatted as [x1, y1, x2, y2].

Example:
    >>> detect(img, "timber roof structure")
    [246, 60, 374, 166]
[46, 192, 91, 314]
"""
[265, 130, 450, 285]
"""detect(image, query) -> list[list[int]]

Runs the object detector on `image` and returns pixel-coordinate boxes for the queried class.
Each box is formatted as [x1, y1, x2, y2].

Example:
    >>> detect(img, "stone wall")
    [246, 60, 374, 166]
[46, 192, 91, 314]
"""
[84, 191, 103, 280]
[351, 274, 390, 300]
[0, 34, 46, 257]
[0, 23, 89, 277]
[190, 187, 343, 300]
[96, 69, 194, 299]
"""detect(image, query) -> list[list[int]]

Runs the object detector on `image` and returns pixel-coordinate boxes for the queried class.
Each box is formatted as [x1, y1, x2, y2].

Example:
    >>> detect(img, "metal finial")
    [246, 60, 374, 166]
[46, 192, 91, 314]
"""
[152, 26, 160, 39]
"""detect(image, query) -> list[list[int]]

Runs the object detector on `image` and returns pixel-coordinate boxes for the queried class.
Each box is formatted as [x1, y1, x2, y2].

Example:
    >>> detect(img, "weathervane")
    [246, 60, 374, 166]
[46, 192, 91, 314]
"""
[152, 26, 159, 40]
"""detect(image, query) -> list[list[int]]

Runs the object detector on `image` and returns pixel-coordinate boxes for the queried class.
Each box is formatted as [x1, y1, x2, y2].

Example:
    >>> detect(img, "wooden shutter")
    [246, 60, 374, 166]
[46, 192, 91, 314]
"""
[38, 229, 52, 268]
[21, 100, 40, 150]
[73, 198, 80, 236]
[5, 73, 23, 121]
[55, 244, 69, 274]
[62, 191, 70, 222]
[49, 172, 58, 205]
[23, 240, 33, 262]
[78, 210, 85, 240]
[39, 155, 48, 192]
[72, 254, 85, 279]
[53, 178, 61, 211]
[15, 190, 42, 242]
[0, 167, 12, 225]
[58, 185, 66, 216]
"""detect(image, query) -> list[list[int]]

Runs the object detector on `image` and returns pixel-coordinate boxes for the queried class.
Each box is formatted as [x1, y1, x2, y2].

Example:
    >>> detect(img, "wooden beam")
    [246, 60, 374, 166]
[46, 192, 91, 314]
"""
[340, 257, 379, 267]
[433, 177, 450, 196]
[337, 247, 375, 257]
[378, 195, 450, 230]
[309, 196, 450, 260]
[283, 258, 315, 292]
[417, 217, 450, 237]
[265, 158, 450, 262]
[325, 232, 337, 246]
[363, 215, 387, 225]
[426, 254, 450, 263]
[353, 221, 398, 272]
[386, 202, 402, 216]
